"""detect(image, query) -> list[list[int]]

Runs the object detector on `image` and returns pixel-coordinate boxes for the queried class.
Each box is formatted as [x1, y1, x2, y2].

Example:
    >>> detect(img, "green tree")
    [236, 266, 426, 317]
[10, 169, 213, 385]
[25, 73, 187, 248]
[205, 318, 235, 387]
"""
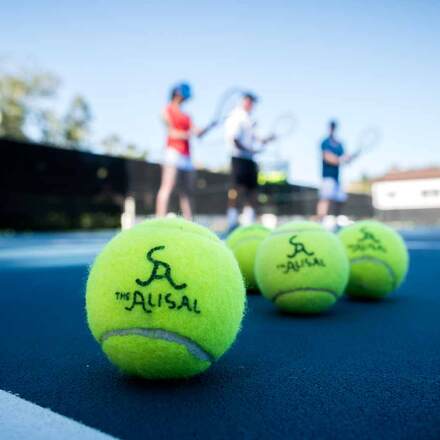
[1, 62, 149, 158]
[100, 134, 148, 159]
[101, 133, 124, 156]
[37, 109, 63, 144]
[63, 95, 92, 149]
[0, 68, 59, 140]
[125, 142, 148, 159]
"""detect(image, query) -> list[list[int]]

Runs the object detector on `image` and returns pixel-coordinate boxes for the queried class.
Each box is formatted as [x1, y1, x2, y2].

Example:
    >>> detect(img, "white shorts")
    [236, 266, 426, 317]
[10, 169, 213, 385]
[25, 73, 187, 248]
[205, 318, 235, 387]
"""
[163, 148, 194, 171]
[320, 177, 347, 202]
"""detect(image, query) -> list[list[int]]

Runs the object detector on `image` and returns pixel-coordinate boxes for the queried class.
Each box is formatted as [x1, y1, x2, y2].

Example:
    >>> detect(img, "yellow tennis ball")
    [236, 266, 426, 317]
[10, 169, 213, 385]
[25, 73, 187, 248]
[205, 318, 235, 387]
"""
[255, 221, 349, 313]
[86, 218, 246, 379]
[226, 224, 271, 290]
[338, 220, 409, 299]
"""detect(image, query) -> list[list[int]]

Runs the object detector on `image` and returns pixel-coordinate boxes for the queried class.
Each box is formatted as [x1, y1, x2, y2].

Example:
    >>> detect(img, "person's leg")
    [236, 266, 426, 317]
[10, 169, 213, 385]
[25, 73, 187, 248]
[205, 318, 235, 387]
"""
[316, 199, 330, 220]
[177, 170, 195, 220]
[241, 159, 258, 225]
[334, 181, 348, 229]
[316, 177, 334, 221]
[227, 187, 240, 228]
[155, 165, 177, 217]
[336, 181, 347, 215]
[241, 187, 257, 225]
[227, 158, 242, 229]
[179, 195, 192, 220]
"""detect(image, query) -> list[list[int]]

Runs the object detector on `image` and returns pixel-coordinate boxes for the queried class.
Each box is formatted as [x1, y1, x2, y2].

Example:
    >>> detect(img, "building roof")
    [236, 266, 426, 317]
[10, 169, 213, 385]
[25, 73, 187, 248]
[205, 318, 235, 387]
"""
[374, 167, 440, 182]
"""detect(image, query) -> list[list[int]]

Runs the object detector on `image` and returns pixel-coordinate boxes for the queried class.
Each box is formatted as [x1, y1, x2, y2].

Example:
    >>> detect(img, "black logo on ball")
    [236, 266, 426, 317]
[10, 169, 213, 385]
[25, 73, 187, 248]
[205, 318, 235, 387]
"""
[114, 245, 201, 315]
[348, 227, 386, 253]
[277, 235, 325, 274]
[136, 246, 187, 290]
[287, 235, 315, 258]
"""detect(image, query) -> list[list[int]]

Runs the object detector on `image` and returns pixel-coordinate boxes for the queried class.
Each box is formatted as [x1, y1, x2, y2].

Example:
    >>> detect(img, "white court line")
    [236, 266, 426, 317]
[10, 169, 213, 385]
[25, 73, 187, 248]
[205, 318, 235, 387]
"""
[0, 243, 105, 268]
[0, 243, 104, 259]
[0, 390, 118, 440]
[406, 241, 440, 250]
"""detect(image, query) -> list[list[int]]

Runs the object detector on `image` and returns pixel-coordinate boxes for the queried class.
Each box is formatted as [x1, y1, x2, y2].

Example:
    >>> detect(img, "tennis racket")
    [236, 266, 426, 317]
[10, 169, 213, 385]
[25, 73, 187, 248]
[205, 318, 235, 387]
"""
[268, 112, 297, 141]
[209, 87, 245, 127]
[351, 126, 382, 161]
[257, 112, 296, 179]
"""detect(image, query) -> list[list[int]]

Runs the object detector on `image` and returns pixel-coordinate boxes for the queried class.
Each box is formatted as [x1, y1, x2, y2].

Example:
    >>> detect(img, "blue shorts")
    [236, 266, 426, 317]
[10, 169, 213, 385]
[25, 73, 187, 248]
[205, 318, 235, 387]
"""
[163, 148, 194, 171]
[320, 177, 347, 202]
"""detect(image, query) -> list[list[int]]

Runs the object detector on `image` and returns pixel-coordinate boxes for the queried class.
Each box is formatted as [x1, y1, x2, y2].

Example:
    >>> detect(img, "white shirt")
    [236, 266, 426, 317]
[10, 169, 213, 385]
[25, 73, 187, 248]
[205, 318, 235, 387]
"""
[225, 107, 259, 160]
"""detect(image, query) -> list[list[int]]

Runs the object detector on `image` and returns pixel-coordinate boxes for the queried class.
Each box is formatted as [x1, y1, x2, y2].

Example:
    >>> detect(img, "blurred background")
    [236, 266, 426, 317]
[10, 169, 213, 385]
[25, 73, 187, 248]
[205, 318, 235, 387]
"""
[1, 0, 439, 231]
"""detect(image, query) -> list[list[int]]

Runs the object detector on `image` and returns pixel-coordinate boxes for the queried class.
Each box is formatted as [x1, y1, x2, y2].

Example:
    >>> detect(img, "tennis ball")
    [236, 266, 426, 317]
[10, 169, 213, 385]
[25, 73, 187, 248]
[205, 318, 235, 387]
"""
[338, 220, 409, 299]
[86, 218, 245, 379]
[226, 224, 271, 290]
[255, 221, 349, 314]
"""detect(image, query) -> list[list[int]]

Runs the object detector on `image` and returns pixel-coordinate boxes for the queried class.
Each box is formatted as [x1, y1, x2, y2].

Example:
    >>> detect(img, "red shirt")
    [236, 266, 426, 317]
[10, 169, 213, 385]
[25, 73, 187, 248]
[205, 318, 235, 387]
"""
[165, 103, 192, 156]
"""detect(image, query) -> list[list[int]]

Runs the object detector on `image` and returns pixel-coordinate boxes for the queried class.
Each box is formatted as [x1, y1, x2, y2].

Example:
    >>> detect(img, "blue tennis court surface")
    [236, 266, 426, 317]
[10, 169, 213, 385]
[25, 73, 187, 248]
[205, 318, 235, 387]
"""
[1, 228, 439, 439]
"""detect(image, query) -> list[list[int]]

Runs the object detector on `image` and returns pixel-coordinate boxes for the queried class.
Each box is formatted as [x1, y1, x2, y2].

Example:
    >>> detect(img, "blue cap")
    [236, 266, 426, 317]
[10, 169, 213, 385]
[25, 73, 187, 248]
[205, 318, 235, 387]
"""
[243, 91, 258, 102]
[171, 82, 192, 100]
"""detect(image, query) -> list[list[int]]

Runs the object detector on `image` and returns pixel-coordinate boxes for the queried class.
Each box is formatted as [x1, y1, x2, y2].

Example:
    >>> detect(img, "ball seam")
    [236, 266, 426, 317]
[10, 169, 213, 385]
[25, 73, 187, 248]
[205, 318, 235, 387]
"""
[272, 287, 339, 302]
[100, 327, 215, 363]
[350, 256, 398, 290]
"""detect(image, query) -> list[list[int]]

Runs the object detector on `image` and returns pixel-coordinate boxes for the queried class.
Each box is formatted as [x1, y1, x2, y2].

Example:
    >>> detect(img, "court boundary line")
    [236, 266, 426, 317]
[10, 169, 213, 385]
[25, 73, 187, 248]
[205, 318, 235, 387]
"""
[0, 389, 118, 440]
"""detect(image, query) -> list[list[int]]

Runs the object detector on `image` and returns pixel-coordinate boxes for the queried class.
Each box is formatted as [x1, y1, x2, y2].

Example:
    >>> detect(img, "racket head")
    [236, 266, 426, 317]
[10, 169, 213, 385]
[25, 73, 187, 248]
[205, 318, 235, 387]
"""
[211, 87, 245, 125]
[355, 126, 382, 155]
[269, 112, 297, 139]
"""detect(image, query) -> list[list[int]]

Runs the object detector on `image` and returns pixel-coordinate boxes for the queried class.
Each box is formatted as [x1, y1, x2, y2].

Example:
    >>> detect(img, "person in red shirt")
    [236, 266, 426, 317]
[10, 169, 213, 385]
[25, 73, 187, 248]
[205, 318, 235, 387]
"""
[155, 82, 214, 219]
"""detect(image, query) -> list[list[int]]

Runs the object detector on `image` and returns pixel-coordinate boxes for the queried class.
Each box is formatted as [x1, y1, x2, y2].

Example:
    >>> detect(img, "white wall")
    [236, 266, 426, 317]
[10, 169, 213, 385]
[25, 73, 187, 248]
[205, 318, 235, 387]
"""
[372, 178, 440, 210]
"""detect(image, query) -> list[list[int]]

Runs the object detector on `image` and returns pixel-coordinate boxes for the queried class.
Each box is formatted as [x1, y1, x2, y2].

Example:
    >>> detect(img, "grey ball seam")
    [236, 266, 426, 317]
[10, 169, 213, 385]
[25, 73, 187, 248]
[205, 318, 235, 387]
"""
[350, 256, 398, 290]
[271, 287, 340, 302]
[100, 328, 215, 363]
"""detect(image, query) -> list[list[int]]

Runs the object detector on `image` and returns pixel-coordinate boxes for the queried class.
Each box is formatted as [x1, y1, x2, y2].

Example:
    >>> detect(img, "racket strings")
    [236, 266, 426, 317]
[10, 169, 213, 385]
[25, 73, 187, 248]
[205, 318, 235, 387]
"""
[270, 113, 297, 138]
[356, 128, 382, 152]
[212, 88, 244, 124]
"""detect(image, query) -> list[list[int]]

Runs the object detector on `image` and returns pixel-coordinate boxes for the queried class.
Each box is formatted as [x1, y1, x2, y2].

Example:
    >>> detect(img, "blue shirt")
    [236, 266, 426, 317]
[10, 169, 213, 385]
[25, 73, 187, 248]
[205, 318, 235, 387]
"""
[321, 137, 344, 182]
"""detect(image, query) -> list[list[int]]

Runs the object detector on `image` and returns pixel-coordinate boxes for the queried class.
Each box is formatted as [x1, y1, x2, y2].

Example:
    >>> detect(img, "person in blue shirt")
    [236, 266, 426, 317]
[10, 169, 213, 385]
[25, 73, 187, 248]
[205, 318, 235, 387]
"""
[316, 120, 351, 220]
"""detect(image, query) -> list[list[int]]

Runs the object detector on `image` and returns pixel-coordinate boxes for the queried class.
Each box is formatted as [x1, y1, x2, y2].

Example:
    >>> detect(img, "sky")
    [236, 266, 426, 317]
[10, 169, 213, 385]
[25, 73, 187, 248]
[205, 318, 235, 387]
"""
[2, 0, 439, 187]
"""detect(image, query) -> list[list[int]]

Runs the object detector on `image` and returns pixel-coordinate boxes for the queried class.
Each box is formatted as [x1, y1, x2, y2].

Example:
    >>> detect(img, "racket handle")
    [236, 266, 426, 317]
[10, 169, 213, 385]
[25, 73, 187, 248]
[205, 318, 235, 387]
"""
[345, 152, 358, 164]
[263, 134, 276, 144]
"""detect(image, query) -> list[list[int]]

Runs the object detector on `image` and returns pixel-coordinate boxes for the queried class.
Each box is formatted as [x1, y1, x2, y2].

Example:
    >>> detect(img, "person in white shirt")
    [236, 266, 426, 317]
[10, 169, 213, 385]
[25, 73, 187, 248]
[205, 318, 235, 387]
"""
[224, 92, 274, 230]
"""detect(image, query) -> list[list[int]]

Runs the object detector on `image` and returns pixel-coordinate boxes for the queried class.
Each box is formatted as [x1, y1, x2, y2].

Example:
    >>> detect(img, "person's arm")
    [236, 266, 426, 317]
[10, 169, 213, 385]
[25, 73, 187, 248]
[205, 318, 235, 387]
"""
[244, 122, 274, 153]
[323, 150, 352, 165]
[323, 150, 342, 165]
[233, 138, 254, 152]
[192, 121, 217, 139]
[255, 133, 276, 145]
[225, 113, 262, 153]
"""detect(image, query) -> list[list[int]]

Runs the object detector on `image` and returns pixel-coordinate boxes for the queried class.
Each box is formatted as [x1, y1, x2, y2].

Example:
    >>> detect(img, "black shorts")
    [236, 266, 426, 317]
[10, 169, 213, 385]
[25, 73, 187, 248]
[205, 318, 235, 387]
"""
[231, 157, 258, 190]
